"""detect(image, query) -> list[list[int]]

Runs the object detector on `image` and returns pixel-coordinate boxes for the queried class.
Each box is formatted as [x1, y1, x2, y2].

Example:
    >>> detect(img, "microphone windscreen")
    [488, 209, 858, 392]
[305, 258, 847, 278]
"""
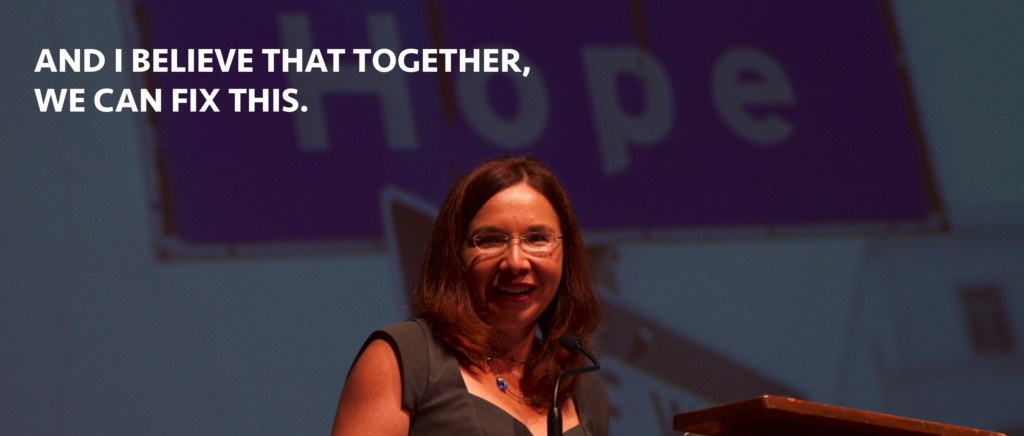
[558, 333, 581, 351]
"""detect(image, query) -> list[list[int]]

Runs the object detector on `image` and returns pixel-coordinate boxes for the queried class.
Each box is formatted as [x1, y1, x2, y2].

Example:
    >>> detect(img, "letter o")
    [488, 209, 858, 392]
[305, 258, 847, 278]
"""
[373, 49, 396, 72]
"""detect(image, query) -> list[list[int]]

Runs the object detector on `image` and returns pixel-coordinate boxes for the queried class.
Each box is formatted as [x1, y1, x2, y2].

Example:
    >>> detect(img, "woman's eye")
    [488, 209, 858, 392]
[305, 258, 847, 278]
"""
[525, 233, 550, 244]
[476, 234, 503, 246]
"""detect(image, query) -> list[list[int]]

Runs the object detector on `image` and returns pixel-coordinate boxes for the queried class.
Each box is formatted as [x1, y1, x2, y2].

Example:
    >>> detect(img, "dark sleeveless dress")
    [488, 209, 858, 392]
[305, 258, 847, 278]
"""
[351, 319, 609, 436]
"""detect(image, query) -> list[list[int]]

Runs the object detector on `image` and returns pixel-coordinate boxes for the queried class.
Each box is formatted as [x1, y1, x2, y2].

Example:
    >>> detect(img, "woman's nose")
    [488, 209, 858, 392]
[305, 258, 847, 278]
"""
[500, 240, 530, 271]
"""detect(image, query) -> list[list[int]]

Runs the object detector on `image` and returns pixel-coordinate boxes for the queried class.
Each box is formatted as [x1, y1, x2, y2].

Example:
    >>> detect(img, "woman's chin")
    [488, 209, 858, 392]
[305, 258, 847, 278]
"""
[486, 307, 542, 332]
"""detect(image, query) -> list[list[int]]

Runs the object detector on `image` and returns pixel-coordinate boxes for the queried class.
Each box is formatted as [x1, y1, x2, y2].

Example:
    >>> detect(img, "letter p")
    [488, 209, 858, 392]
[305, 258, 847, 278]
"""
[583, 46, 674, 176]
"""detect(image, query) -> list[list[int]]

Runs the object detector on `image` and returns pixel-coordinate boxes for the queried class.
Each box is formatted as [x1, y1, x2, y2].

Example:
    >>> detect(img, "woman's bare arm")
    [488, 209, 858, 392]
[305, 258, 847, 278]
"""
[331, 339, 411, 436]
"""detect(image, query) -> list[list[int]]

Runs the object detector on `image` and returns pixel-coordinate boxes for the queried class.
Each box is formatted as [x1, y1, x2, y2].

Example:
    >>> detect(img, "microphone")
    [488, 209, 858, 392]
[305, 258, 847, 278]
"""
[548, 333, 601, 436]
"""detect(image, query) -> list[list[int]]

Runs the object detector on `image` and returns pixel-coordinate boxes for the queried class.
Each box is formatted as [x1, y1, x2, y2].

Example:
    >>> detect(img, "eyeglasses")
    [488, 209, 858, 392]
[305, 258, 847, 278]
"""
[465, 232, 563, 255]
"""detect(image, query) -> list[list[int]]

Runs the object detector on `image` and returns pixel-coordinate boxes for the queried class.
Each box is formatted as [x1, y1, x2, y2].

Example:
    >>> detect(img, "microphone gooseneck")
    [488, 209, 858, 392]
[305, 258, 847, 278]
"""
[548, 333, 601, 436]
[558, 333, 600, 367]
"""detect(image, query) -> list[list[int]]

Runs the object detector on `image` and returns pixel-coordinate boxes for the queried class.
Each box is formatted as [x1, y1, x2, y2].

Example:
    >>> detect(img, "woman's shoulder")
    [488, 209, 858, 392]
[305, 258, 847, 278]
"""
[576, 372, 610, 436]
[377, 318, 431, 339]
[349, 318, 443, 412]
[576, 372, 609, 404]
[359, 318, 437, 366]
[349, 319, 431, 375]
[333, 329, 411, 435]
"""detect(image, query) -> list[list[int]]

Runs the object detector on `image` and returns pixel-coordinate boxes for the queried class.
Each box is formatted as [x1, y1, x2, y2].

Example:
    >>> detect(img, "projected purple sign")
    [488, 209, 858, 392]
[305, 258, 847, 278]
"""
[135, 0, 938, 246]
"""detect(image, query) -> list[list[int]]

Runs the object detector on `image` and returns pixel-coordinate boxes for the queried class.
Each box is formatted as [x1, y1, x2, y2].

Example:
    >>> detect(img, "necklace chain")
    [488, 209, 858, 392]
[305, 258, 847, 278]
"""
[490, 348, 532, 366]
[487, 356, 527, 402]
[494, 354, 530, 365]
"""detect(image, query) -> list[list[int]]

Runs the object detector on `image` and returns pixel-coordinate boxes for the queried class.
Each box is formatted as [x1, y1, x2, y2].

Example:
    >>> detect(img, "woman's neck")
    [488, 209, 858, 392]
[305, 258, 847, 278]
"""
[494, 324, 536, 362]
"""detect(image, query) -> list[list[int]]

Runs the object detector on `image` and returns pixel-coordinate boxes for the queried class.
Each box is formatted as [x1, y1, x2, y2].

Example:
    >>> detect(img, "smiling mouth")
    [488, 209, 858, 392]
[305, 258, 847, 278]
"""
[492, 286, 536, 297]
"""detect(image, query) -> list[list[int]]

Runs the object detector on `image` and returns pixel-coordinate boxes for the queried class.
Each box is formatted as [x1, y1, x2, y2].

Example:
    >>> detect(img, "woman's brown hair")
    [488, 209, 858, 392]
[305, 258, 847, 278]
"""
[413, 156, 601, 408]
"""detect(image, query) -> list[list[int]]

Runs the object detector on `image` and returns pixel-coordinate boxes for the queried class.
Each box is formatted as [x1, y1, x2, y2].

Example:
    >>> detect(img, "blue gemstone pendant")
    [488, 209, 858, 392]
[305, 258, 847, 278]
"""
[496, 375, 508, 391]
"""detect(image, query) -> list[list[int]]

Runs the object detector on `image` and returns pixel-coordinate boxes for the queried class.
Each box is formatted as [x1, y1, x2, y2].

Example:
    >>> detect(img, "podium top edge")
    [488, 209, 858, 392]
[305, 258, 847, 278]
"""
[673, 395, 1004, 436]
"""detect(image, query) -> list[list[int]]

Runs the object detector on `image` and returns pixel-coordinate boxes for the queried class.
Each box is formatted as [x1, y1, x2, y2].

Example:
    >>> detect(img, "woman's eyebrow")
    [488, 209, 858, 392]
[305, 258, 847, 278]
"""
[467, 224, 556, 235]
[468, 225, 505, 234]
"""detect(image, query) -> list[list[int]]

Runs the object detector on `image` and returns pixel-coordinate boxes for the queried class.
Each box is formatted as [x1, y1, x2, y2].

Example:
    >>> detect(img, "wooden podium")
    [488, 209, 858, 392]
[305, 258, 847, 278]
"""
[673, 395, 1004, 436]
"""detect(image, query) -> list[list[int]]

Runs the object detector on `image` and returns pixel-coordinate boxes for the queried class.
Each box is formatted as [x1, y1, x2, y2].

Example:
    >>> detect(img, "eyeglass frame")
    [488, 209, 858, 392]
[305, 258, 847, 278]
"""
[463, 232, 564, 255]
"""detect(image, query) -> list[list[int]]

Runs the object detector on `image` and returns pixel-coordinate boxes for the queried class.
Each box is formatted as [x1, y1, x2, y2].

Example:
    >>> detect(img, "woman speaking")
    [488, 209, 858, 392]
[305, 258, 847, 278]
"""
[331, 157, 607, 436]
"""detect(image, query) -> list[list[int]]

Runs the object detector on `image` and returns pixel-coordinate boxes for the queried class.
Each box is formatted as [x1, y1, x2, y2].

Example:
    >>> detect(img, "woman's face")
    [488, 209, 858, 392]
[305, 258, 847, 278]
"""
[462, 182, 563, 334]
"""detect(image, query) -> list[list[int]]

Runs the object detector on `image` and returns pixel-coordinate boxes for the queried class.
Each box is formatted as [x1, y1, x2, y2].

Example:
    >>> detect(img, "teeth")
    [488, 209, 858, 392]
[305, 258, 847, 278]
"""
[496, 286, 532, 295]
